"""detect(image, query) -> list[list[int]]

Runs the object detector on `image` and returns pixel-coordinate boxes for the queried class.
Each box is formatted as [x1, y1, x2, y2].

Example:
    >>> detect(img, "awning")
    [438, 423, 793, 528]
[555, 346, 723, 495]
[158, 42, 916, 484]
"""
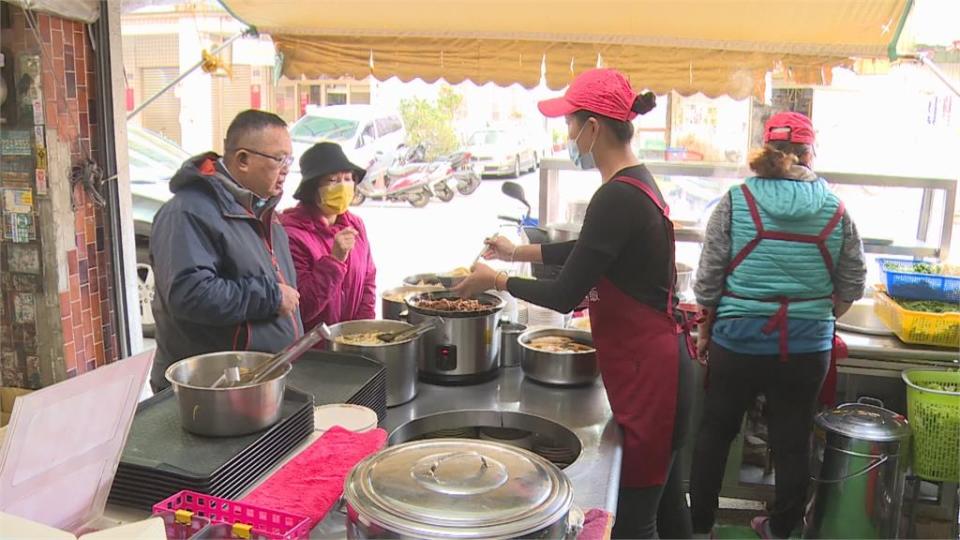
[221, 0, 913, 98]
[8, 0, 99, 22]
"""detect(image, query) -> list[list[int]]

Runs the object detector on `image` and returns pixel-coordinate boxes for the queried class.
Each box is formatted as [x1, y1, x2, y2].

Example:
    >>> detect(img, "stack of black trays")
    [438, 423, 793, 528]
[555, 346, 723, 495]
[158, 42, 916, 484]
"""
[289, 351, 387, 423]
[109, 352, 386, 510]
[108, 387, 314, 510]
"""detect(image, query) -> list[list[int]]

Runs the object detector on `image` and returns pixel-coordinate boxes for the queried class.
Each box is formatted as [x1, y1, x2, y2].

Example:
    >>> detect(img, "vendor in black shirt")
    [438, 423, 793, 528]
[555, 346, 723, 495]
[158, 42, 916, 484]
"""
[455, 68, 694, 540]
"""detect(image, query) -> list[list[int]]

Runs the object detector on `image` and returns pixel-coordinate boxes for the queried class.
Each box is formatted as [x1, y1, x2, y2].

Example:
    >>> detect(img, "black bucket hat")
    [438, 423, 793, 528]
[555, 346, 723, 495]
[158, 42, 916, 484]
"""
[293, 142, 366, 202]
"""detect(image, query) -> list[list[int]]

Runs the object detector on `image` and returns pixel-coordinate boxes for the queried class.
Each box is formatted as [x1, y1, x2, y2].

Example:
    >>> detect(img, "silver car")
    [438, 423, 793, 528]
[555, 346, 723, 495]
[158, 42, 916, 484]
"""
[466, 129, 539, 178]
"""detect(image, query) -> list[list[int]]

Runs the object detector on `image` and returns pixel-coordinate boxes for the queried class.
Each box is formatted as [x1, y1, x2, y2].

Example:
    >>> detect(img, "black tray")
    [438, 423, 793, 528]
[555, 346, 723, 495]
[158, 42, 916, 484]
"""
[109, 417, 313, 509]
[288, 351, 387, 421]
[111, 413, 312, 494]
[118, 386, 313, 480]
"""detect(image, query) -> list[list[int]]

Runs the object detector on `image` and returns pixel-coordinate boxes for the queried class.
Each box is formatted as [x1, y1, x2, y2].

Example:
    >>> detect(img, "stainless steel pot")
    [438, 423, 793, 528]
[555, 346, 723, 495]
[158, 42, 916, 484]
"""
[499, 323, 526, 367]
[519, 328, 598, 386]
[327, 320, 420, 407]
[164, 351, 289, 436]
[804, 401, 911, 539]
[381, 285, 442, 321]
[406, 291, 504, 384]
[344, 439, 580, 539]
[545, 222, 581, 242]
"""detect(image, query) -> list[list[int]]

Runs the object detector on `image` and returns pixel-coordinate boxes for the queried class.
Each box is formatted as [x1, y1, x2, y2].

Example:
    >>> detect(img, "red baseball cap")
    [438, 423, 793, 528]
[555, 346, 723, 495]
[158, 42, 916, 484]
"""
[764, 111, 815, 145]
[538, 68, 645, 122]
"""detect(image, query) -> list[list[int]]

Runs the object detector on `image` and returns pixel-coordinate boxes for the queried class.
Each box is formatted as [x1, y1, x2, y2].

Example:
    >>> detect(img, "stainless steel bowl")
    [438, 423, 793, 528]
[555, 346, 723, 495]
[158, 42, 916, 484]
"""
[519, 328, 598, 386]
[327, 319, 421, 407]
[164, 351, 289, 437]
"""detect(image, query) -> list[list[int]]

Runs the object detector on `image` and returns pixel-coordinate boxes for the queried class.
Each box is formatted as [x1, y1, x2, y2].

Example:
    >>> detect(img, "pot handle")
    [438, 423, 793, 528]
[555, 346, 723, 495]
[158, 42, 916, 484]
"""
[857, 396, 885, 408]
[566, 505, 585, 537]
[428, 451, 489, 480]
[810, 454, 889, 484]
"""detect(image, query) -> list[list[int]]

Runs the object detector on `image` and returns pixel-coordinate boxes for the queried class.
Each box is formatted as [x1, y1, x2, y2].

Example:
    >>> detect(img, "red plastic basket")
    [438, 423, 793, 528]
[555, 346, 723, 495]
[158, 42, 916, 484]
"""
[152, 491, 311, 540]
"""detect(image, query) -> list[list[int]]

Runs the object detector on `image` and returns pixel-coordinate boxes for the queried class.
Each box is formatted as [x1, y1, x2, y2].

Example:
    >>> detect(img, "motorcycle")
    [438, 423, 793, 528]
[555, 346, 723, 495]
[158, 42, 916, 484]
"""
[497, 181, 562, 280]
[389, 146, 481, 202]
[352, 145, 433, 208]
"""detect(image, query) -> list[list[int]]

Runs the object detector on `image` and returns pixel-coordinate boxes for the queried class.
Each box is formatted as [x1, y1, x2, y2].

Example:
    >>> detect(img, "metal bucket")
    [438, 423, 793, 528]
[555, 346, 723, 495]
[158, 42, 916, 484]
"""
[803, 400, 911, 539]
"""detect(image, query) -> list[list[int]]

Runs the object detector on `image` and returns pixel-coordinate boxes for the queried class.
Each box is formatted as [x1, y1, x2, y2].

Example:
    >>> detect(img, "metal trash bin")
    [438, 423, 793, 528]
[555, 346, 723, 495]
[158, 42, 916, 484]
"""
[803, 401, 911, 539]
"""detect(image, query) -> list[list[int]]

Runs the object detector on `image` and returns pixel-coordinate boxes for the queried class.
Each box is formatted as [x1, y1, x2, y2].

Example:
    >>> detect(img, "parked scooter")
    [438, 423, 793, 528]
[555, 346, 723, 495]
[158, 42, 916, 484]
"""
[352, 145, 433, 208]
[498, 181, 562, 280]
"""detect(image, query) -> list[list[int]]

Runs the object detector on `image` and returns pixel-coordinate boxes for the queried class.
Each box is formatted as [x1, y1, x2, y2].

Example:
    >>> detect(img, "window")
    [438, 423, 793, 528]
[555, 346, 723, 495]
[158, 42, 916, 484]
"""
[289, 116, 359, 142]
[376, 116, 403, 136]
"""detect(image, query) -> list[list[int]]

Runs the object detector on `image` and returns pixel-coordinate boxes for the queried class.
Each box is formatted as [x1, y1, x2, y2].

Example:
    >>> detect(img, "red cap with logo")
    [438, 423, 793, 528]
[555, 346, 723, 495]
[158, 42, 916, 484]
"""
[763, 111, 815, 145]
[538, 68, 654, 122]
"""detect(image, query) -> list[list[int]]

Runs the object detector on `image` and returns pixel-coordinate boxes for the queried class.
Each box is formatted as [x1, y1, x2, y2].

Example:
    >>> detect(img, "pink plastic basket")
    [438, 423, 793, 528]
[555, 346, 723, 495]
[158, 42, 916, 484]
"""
[152, 491, 311, 540]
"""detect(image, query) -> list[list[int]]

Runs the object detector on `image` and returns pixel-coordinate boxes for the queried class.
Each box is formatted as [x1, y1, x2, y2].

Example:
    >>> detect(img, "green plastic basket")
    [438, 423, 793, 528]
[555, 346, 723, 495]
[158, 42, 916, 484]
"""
[902, 370, 960, 482]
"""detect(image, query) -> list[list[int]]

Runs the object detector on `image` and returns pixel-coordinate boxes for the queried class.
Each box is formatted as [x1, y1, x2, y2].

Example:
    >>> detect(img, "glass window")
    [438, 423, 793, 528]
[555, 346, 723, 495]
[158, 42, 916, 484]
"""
[376, 117, 402, 136]
[289, 116, 359, 142]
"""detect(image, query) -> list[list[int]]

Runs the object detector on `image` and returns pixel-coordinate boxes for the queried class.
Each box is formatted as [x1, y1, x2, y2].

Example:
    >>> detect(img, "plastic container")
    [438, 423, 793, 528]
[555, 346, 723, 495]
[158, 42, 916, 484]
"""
[873, 291, 959, 348]
[902, 370, 960, 483]
[877, 258, 960, 303]
[152, 491, 311, 540]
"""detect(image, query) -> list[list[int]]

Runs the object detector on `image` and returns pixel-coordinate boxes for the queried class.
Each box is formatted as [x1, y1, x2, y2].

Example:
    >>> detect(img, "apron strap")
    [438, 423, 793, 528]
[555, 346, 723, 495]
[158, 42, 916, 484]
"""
[611, 175, 676, 321]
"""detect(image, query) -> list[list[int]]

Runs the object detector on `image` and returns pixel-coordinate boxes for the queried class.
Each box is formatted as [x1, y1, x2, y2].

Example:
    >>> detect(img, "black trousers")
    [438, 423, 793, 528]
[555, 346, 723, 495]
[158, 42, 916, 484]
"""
[689, 343, 829, 538]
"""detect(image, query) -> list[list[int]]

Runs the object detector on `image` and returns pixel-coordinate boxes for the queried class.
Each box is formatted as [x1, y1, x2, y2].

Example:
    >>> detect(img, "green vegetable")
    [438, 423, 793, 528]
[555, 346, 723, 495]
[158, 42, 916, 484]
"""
[896, 299, 960, 314]
[919, 382, 960, 393]
[884, 261, 960, 277]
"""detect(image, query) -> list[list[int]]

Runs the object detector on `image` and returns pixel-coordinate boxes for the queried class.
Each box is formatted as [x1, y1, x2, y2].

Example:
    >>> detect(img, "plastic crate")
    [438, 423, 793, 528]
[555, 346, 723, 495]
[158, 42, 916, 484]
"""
[902, 370, 960, 483]
[873, 291, 960, 348]
[152, 491, 311, 540]
[877, 258, 960, 303]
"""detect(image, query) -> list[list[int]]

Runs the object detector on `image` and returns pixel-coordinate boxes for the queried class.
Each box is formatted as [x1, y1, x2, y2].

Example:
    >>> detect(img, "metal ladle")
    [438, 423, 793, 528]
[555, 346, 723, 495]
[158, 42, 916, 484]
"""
[377, 318, 443, 343]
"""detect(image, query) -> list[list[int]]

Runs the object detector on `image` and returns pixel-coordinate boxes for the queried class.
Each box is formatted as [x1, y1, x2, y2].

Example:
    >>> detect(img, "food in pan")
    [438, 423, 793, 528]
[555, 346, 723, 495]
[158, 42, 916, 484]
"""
[336, 332, 386, 345]
[413, 297, 492, 312]
[382, 292, 407, 303]
[440, 267, 470, 277]
[527, 336, 595, 353]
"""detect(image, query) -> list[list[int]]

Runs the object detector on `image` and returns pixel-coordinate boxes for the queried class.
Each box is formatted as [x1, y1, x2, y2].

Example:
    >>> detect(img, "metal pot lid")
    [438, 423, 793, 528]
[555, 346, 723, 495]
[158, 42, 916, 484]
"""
[816, 403, 911, 442]
[345, 439, 572, 538]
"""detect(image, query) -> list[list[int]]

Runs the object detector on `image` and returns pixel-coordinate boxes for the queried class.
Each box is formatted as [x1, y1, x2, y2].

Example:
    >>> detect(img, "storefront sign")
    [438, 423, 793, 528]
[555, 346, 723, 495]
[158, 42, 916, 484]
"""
[4, 213, 35, 243]
[32, 100, 44, 125]
[6, 244, 41, 274]
[13, 293, 36, 324]
[0, 130, 32, 156]
[35, 169, 47, 196]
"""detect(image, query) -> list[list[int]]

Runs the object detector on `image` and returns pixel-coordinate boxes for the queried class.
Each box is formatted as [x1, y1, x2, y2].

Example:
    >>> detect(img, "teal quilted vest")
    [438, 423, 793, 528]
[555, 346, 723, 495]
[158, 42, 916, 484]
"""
[718, 177, 844, 321]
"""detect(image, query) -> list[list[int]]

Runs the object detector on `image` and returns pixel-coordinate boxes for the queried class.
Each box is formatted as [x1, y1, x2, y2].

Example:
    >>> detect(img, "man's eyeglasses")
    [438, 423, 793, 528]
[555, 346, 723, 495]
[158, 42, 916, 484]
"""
[237, 148, 294, 168]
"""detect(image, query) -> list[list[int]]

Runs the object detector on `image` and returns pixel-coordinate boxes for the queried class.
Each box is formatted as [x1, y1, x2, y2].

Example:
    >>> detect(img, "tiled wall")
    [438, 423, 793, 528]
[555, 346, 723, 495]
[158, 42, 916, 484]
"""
[1, 7, 118, 386]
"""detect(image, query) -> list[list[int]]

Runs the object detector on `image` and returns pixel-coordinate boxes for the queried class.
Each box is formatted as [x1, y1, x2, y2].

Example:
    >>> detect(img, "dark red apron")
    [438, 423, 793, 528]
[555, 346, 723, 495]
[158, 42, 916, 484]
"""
[588, 175, 681, 488]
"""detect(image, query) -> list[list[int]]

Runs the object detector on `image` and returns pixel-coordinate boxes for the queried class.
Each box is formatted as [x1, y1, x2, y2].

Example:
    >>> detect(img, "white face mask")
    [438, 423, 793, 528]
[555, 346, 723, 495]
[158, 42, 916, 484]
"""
[567, 122, 598, 170]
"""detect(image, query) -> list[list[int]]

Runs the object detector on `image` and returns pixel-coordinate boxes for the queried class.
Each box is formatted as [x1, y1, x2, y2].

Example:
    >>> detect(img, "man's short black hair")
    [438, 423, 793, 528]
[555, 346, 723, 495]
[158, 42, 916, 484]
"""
[224, 110, 287, 152]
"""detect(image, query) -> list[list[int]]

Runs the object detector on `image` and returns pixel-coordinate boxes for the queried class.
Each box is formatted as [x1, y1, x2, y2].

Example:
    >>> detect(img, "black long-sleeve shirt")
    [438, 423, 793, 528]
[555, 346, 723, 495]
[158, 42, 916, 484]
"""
[507, 165, 674, 313]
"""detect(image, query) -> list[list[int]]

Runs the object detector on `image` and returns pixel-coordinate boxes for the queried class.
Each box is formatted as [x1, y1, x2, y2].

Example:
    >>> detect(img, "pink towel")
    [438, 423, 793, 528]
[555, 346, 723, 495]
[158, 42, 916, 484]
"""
[579, 508, 614, 540]
[242, 426, 388, 528]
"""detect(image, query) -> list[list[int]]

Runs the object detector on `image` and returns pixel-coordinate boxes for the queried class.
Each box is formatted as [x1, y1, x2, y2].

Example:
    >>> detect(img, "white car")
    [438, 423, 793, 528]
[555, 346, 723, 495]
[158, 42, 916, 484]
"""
[289, 105, 406, 174]
[466, 129, 539, 178]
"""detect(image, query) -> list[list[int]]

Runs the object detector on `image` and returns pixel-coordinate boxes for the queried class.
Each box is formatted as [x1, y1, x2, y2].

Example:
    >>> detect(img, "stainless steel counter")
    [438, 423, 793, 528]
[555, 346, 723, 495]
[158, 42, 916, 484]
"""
[311, 366, 622, 537]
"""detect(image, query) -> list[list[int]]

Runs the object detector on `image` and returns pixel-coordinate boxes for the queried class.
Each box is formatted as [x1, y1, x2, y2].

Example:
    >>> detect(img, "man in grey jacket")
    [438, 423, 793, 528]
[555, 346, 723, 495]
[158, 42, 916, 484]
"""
[149, 110, 302, 391]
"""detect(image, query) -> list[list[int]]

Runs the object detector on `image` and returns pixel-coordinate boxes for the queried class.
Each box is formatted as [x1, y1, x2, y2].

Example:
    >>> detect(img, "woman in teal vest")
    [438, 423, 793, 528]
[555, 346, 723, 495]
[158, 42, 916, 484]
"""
[688, 111, 866, 539]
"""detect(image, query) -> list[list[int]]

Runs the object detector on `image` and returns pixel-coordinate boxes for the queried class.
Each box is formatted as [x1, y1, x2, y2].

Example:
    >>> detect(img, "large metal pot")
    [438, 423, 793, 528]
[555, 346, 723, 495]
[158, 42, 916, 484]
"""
[381, 285, 440, 321]
[406, 291, 504, 385]
[327, 320, 420, 407]
[164, 351, 289, 437]
[344, 439, 581, 539]
[519, 328, 598, 386]
[803, 401, 911, 539]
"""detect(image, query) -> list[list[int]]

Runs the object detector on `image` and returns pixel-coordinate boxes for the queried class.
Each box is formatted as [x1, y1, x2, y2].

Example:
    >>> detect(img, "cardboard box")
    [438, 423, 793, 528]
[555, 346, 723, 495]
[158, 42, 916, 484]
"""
[1, 387, 33, 412]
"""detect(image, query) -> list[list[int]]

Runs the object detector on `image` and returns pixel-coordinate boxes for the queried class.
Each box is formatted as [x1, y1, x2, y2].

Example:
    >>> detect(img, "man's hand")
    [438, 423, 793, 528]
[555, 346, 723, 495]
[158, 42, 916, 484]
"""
[277, 283, 300, 316]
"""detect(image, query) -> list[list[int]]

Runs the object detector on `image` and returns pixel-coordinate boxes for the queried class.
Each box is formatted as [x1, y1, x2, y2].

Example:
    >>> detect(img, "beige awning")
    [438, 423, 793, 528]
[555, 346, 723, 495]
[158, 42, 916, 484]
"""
[222, 0, 913, 98]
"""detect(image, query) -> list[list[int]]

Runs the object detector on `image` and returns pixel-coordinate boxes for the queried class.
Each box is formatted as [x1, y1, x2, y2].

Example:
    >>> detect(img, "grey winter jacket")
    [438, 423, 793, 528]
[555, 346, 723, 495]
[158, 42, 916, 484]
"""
[149, 153, 303, 390]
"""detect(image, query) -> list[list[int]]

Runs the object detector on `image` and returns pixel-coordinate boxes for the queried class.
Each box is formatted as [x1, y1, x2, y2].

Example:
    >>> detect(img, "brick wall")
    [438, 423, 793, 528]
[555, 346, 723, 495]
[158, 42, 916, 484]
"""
[0, 6, 118, 387]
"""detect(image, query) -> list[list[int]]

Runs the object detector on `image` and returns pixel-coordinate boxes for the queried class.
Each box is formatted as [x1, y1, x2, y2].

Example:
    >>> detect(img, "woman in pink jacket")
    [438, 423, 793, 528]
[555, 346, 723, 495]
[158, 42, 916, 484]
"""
[281, 142, 377, 332]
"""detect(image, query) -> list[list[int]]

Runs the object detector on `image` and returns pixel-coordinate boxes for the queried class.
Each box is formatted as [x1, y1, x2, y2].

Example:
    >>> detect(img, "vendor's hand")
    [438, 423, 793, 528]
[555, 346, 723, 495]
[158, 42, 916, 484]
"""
[452, 263, 498, 298]
[277, 283, 300, 317]
[482, 236, 516, 261]
[696, 330, 710, 365]
[331, 227, 358, 262]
